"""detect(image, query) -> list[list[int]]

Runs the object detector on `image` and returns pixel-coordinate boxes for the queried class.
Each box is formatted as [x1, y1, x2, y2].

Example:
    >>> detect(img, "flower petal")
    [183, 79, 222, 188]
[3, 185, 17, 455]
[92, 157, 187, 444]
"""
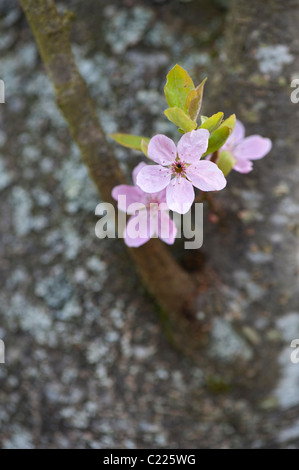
[156, 188, 167, 204]
[132, 162, 147, 185]
[233, 158, 253, 174]
[112, 184, 146, 213]
[158, 209, 177, 244]
[166, 177, 194, 214]
[232, 119, 245, 143]
[177, 129, 210, 163]
[234, 136, 272, 161]
[124, 211, 150, 247]
[148, 134, 177, 165]
[222, 119, 245, 151]
[137, 164, 171, 193]
[186, 160, 227, 192]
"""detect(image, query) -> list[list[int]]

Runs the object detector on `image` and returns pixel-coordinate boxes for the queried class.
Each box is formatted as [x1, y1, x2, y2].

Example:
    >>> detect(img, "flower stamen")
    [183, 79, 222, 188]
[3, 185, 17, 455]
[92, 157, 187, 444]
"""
[171, 160, 186, 175]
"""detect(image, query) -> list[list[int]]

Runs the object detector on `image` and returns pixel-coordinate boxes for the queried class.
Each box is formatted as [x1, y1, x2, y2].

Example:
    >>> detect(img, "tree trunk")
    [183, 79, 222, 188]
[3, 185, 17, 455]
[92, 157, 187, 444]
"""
[209, 0, 299, 317]
[198, 0, 299, 389]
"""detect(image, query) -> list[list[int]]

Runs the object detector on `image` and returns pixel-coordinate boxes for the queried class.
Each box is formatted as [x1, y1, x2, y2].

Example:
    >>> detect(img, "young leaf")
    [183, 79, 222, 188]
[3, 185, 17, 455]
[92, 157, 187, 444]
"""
[164, 107, 197, 132]
[200, 115, 208, 124]
[217, 150, 237, 176]
[202, 126, 231, 157]
[109, 133, 150, 151]
[199, 112, 223, 133]
[185, 78, 207, 121]
[164, 65, 195, 112]
[219, 114, 236, 133]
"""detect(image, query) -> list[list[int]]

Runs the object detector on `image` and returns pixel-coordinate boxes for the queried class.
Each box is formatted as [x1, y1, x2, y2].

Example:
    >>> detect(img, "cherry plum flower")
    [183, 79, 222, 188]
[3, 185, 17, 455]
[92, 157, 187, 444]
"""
[136, 130, 227, 214]
[112, 163, 177, 247]
[221, 119, 272, 173]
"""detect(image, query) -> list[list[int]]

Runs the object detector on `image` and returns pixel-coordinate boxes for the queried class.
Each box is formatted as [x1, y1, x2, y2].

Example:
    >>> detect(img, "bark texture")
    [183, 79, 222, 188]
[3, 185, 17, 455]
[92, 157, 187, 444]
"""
[195, 0, 299, 387]
[207, 0, 299, 310]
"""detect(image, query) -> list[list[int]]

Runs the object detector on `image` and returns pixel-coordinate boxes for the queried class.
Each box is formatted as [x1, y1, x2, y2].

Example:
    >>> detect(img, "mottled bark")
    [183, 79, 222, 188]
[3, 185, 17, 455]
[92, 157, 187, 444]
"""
[197, 0, 299, 386]
[207, 0, 299, 309]
[19, 0, 210, 354]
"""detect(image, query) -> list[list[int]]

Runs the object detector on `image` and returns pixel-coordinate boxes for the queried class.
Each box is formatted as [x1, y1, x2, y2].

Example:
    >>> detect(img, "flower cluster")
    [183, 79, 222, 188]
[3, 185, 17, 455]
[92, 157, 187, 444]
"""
[112, 120, 271, 247]
[110, 66, 272, 247]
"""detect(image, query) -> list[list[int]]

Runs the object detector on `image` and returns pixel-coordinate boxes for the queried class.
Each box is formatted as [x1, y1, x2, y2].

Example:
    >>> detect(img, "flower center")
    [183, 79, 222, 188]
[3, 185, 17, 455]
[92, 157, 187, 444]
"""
[146, 196, 159, 206]
[171, 160, 186, 175]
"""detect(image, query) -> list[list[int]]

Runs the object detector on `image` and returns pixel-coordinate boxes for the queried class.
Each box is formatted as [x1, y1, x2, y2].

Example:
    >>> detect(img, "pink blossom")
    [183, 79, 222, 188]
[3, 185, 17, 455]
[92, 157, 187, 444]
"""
[221, 119, 272, 173]
[136, 130, 227, 214]
[112, 163, 177, 247]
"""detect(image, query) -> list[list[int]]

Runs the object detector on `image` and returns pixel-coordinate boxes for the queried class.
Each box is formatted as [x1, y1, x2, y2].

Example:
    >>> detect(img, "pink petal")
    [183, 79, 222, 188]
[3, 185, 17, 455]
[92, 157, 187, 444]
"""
[232, 119, 245, 143]
[158, 209, 177, 244]
[137, 164, 171, 193]
[222, 119, 245, 151]
[132, 162, 147, 185]
[233, 158, 253, 174]
[145, 190, 167, 205]
[124, 211, 150, 247]
[234, 136, 272, 161]
[145, 189, 167, 204]
[112, 184, 146, 213]
[166, 177, 194, 214]
[186, 160, 227, 192]
[177, 129, 210, 163]
[156, 188, 167, 204]
[148, 134, 177, 165]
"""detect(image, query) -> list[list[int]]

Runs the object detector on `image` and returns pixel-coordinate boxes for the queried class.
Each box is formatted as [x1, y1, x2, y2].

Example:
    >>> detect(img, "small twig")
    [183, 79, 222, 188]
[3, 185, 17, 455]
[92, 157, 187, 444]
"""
[194, 192, 205, 204]
[210, 150, 219, 164]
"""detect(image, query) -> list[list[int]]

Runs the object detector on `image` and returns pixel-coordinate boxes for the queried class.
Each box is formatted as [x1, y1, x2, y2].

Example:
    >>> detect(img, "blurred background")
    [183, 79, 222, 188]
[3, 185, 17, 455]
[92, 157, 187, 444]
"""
[0, 0, 299, 449]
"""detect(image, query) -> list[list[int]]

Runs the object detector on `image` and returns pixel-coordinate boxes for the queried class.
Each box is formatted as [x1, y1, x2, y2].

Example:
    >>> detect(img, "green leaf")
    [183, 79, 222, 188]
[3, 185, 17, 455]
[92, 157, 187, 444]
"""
[219, 114, 236, 133]
[141, 138, 149, 157]
[164, 65, 195, 112]
[201, 114, 235, 156]
[109, 133, 150, 151]
[217, 151, 237, 176]
[200, 115, 208, 124]
[199, 112, 223, 133]
[202, 126, 231, 157]
[185, 78, 207, 121]
[164, 107, 197, 132]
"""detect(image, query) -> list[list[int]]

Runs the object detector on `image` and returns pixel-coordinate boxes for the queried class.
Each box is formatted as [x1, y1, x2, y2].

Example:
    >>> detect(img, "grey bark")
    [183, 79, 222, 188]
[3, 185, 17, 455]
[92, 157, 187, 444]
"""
[200, 0, 299, 390]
